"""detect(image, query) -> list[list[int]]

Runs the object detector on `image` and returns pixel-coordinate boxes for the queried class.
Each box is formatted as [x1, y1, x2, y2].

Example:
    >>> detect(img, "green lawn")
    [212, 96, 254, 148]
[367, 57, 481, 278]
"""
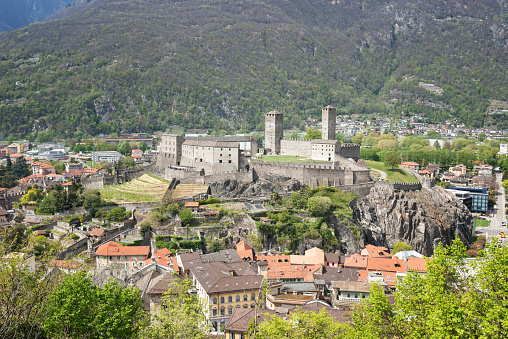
[253, 155, 324, 162]
[366, 160, 419, 183]
[475, 218, 490, 227]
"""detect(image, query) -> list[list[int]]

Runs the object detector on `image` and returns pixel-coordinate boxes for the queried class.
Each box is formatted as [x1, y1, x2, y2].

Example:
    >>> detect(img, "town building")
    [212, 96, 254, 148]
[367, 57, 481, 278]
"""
[447, 186, 489, 213]
[91, 151, 124, 164]
[94, 241, 151, 274]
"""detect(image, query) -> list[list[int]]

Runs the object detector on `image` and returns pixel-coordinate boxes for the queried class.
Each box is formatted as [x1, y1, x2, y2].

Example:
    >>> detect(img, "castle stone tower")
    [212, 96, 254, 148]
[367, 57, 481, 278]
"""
[322, 105, 337, 140]
[265, 110, 283, 154]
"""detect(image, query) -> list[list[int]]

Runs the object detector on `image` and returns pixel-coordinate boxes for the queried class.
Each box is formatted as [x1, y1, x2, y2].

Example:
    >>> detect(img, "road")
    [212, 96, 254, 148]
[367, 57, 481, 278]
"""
[369, 168, 387, 180]
[474, 173, 507, 243]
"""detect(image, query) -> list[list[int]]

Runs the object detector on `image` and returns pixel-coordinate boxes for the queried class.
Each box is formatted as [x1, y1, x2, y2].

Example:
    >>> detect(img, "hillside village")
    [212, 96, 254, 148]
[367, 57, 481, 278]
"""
[0, 105, 507, 337]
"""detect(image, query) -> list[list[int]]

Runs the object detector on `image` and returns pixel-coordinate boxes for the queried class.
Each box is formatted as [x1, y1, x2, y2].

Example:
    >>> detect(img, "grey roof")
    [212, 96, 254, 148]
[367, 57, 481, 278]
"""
[182, 139, 239, 148]
[311, 139, 339, 145]
[332, 281, 371, 293]
[92, 151, 123, 156]
[313, 267, 360, 284]
[185, 136, 256, 142]
[393, 250, 424, 260]
[190, 261, 263, 294]
[201, 249, 241, 264]
[266, 110, 283, 115]
[324, 253, 342, 263]
[281, 282, 318, 293]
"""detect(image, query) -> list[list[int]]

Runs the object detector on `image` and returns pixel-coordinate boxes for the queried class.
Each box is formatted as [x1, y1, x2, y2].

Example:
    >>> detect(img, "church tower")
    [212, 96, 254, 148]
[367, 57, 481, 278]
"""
[265, 110, 283, 154]
[322, 105, 336, 140]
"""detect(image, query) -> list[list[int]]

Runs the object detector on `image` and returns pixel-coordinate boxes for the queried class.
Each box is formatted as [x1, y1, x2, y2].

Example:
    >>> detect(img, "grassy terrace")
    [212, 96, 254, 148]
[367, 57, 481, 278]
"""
[366, 160, 419, 183]
[100, 174, 169, 203]
[252, 155, 324, 162]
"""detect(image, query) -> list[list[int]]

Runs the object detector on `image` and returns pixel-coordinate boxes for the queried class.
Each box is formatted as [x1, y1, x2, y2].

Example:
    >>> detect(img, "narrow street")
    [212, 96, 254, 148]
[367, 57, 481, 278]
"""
[475, 173, 507, 242]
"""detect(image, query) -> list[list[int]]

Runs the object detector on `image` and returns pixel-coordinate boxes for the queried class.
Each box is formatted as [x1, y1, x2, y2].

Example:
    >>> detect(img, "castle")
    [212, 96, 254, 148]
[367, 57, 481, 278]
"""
[265, 106, 360, 161]
[157, 106, 370, 188]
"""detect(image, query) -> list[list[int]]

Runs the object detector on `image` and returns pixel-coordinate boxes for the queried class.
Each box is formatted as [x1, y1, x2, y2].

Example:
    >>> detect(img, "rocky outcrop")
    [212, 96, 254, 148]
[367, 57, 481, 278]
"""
[350, 185, 472, 256]
[209, 177, 303, 199]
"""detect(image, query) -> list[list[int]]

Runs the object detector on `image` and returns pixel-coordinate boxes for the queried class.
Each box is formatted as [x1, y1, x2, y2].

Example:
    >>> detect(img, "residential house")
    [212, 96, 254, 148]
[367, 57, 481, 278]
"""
[450, 164, 467, 177]
[266, 264, 321, 284]
[94, 241, 151, 274]
[224, 300, 350, 339]
[236, 241, 255, 262]
[66, 162, 83, 172]
[343, 253, 368, 269]
[32, 161, 56, 176]
[425, 163, 440, 175]
[360, 244, 391, 258]
[400, 162, 419, 171]
[331, 281, 371, 307]
[190, 261, 264, 332]
[91, 151, 124, 164]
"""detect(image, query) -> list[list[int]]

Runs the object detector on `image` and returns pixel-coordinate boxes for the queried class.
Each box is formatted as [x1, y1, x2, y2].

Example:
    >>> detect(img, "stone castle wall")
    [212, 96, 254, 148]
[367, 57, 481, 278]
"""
[339, 144, 360, 160]
[280, 139, 312, 158]
[177, 169, 254, 185]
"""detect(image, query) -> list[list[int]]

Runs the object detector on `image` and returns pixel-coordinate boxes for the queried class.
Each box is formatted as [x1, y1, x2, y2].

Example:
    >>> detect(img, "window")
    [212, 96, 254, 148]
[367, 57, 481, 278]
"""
[228, 296, 233, 303]
[243, 304, 248, 308]
[213, 297, 217, 305]
[228, 306, 233, 315]
[251, 293, 255, 301]
[236, 295, 240, 302]
[251, 304, 255, 308]
[139, 256, 143, 260]
[212, 308, 217, 316]
[228, 160, 232, 163]
[220, 296, 225, 303]
[219, 160, 222, 163]
[347, 293, 350, 298]
[243, 295, 248, 301]
[220, 307, 225, 316]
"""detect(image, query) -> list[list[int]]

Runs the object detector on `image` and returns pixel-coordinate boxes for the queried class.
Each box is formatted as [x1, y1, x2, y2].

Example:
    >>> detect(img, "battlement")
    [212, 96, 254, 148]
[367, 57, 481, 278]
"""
[393, 182, 422, 191]
[341, 143, 360, 148]
[254, 161, 338, 170]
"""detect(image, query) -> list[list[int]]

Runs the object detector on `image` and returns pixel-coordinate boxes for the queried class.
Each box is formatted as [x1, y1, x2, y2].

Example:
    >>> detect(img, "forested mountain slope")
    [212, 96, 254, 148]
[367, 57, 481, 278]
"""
[0, 0, 75, 32]
[0, 0, 506, 138]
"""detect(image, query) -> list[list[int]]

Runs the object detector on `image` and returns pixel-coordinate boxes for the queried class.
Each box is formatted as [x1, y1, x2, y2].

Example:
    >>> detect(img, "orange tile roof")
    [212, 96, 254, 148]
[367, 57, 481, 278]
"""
[344, 253, 368, 269]
[407, 257, 427, 272]
[267, 264, 322, 281]
[144, 248, 173, 268]
[361, 244, 391, 258]
[62, 181, 73, 186]
[88, 228, 105, 237]
[366, 257, 406, 273]
[255, 254, 291, 268]
[184, 202, 199, 207]
[9, 153, 23, 158]
[131, 153, 143, 158]
[95, 241, 150, 256]
[401, 162, 419, 166]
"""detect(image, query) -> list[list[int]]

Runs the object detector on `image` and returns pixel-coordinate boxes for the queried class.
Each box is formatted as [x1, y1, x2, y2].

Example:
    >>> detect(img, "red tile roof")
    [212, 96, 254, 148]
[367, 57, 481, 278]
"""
[95, 241, 150, 256]
[184, 202, 199, 207]
[366, 257, 406, 273]
[267, 264, 321, 281]
[407, 257, 427, 272]
[88, 228, 105, 237]
[361, 244, 391, 258]
[344, 253, 368, 269]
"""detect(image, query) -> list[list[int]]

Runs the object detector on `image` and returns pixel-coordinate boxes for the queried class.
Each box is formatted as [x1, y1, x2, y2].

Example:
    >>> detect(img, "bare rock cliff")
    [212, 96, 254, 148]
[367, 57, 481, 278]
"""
[350, 185, 472, 256]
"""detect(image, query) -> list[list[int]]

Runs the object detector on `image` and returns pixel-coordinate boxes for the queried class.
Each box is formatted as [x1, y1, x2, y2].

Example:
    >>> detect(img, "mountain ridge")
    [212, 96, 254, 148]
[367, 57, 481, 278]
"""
[0, 0, 506, 138]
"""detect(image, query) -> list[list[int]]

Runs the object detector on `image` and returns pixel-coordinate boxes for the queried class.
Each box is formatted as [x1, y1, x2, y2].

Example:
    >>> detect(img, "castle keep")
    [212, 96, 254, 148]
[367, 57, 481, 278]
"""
[158, 105, 368, 188]
[265, 105, 360, 161]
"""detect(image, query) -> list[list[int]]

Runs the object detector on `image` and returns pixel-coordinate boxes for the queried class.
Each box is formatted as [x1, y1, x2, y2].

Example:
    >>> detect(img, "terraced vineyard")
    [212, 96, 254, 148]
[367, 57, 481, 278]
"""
[100, 174, 170, 203]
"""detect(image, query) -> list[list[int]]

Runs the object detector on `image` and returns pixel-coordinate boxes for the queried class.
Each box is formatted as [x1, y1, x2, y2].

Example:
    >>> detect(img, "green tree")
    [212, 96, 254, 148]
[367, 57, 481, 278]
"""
[43, 272, 145, 339]
[82, 190, 104, 217]
[106, 206, 130, 222]
[137, 141, 148, 153]
[255, 307, 343, 339]
[304, 127, 321, 140]
[12, 157, 30, 179]
[307, 196, 332, 216]
[140, 275, 206, 339]
[179, 208, 194, 226]
[384, 153, 400, 170]
[117, 140, 132, 155]
[120, 156, 136, 168]
[391, 241, 413, 255]
[433, 140, 441, 150]
[20, 187, 45, 205]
